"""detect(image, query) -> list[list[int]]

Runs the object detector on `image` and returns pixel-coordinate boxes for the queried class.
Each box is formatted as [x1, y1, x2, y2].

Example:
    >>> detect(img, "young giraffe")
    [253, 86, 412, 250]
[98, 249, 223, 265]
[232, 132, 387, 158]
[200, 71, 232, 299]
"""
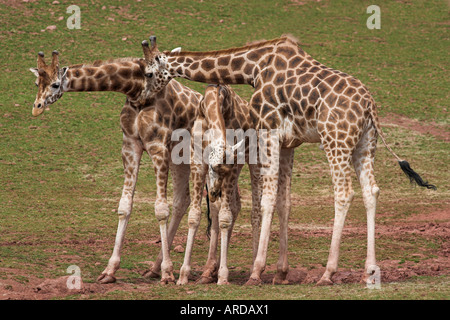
[176, 84, 294, 285]
[30, 50, 207, 284]
[141, 35, 436, 286]
[203, 85, 295, 285]
[178, 84, 254, 285]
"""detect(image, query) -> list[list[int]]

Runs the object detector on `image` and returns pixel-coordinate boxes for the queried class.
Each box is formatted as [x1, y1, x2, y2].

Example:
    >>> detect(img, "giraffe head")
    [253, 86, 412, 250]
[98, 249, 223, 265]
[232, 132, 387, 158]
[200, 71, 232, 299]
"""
[141, 36, 180, 98]
[29, 51, 69, 116]
[207, 139, 243, 202]
[201, 85, 245, 202]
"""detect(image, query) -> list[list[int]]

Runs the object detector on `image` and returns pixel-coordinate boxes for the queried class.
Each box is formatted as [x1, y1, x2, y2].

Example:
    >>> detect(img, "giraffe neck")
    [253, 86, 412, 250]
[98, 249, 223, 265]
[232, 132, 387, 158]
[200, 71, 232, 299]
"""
[65, 59, 146, 101]
[164, 37, 302, 86]
[167, 37, 282, 85]
[203, 86, 228, 151]
[166, 53, 255, 85]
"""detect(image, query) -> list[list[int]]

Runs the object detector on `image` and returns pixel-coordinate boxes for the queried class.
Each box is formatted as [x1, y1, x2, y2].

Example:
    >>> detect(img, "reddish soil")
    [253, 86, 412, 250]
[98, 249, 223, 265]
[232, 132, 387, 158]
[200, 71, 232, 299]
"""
[1, 207, 448, 300]
[380, 113, 450, 142]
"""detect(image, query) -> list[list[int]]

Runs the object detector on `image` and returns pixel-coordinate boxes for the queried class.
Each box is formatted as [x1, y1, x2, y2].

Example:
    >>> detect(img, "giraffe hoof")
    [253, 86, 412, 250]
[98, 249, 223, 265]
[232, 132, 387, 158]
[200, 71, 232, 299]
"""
[360, 273, 377, 286]
[360, 274, 369, 285]
[160, 275, 176, 285]
[272, 277, 289, 285]
[142, 269, 160, 279]
[196, 276, 215, 284]
[245, 277, 262, 286]
[177, 277, 189, 286]
[272, 271, 289, 285]
[97, 274, 116, 284]
[217, 279, 230, 285]
[316, 278, 334, 286]
[359, 279, 369, 286]
[160, 279, 175, 285]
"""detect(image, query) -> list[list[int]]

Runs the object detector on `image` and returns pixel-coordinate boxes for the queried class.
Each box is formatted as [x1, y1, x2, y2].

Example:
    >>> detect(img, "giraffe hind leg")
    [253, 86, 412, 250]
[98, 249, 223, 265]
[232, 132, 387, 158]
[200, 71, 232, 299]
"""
[352, 127, 380, 285]
[273, 148, 294, 285]
[317, 147, 354, 286]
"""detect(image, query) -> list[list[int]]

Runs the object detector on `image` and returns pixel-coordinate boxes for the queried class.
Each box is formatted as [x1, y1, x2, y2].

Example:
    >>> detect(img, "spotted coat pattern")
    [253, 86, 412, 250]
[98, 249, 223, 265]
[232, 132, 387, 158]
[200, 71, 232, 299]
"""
[30, 51, 207, 285]
[141, 35, 416, 285]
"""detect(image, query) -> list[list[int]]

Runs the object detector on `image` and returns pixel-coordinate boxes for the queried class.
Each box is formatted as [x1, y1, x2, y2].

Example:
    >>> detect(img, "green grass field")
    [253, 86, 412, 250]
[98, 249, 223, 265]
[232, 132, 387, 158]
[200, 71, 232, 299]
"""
[0, 0, 448, 301]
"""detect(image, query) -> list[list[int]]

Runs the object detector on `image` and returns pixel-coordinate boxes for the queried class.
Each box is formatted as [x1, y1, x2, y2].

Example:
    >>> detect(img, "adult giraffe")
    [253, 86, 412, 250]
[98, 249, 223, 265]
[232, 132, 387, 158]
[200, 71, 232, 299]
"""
[29, 49, 208, 284]
[141, 35, 436, 285]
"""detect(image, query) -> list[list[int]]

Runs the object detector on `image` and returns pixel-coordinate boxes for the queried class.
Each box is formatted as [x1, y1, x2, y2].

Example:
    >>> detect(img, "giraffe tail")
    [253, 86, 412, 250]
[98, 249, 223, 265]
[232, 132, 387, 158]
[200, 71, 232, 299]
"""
[205, 183, 212, 239]
[367, 101, 437, 190]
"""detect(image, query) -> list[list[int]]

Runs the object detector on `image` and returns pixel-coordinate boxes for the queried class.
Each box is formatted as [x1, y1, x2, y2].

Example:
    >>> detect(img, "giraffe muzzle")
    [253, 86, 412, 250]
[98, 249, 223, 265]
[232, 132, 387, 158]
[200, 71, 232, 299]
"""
[209, 189, 222, 203]
[32, 102, 45, 117]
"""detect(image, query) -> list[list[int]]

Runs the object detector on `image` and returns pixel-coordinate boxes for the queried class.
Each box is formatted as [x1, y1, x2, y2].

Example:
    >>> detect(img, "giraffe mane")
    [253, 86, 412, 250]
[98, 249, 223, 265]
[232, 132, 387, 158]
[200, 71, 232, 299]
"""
[165, 36, 298, 58]
[69, 57, 145, 69]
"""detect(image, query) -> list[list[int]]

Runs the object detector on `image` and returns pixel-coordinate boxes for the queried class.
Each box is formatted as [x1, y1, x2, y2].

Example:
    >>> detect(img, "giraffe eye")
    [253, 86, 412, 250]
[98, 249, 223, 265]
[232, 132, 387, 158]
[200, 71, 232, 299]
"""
[51, 83, 60, 89]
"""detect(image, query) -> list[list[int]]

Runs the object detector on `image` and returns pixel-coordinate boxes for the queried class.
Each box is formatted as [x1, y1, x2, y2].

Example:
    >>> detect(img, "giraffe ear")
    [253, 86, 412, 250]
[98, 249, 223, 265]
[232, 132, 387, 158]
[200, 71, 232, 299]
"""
[171, 47, 182, 53]
[225, 139, 244, 162]
[60, 66, 69, 79]
[230, 139, 244, 152]
[29, 68, 39, 77]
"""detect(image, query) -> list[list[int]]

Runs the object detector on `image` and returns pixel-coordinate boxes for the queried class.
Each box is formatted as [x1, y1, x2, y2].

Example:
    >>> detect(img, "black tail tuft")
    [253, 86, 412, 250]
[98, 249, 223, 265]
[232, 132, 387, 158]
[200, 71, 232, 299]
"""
[205, 184, 212, 239]
[398, 161, 437, 190]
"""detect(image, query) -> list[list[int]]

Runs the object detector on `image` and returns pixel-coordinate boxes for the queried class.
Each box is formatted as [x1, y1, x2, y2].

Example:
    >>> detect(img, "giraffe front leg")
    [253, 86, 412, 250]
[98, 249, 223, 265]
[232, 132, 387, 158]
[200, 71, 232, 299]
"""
[177, 203, 201, 285]
[217, 201, 233, 285]
[246, 139, 280, 286]
[246, 174, 278, 286]
[217, 166, 242, 285]
[157, 201, 175, 285]
[177, 163, 205, 285]
[197, 199, 220, 284]
[248, 164, 262, 274]
[141, 147, 175, 284]
[273, 149, 294, 285]
[151, 163, 191, 280]
[98, 136, 143, 284]
[143, 164, 190, 284]
[161, 162, 191, 285]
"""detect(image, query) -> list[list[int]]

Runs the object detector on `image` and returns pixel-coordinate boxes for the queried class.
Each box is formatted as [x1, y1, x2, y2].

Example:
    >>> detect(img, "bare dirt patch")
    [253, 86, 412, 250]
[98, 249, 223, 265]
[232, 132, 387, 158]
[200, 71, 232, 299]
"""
[380, 113, 450, 142]
[0, 268, 143, 300]
[1, 206, 448, 299]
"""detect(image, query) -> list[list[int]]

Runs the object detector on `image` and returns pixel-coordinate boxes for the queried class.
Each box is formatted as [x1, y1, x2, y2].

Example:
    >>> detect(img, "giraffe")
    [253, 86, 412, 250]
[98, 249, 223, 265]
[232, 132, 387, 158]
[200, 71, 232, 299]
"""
[201, 86, 294, 284]
[176, 83, 294, 285]
[30, 50, 205, 284]
[140, 35, 436, 286]
[176, 84, 256, 285]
